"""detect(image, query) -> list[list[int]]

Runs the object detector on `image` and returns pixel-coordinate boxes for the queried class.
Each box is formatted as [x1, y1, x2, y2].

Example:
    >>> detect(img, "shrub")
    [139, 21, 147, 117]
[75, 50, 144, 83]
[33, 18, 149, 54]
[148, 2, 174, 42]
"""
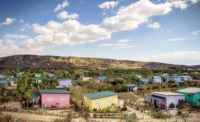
[169, 103, 175, 108]
[177, 110, 182, 115]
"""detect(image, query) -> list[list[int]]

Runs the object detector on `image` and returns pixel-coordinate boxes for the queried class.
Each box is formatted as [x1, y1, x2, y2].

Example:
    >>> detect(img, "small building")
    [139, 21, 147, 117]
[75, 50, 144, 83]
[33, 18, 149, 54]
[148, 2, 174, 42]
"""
[32, 92, 41, 106]
[139, 78, 149, 84]
[55, 86, 70, 90]
[34, 77, 47, 83]
[0, 78, 9, 87]
[48, 73, 54, 77]
[126, 84, 137, 92]
[172, 74, 178, 77]
[174, 77, 181, 81]
[0, 74, 5, 77]
[177, 87, 200, 105]
[181, 76, 191, 81]
[80, 77, 93, 81]
[136, 75, 142, 78]
[147, 92, 185, 110]
[154, 75, 161, 78]
[149, 77, 162, 83]
[56, 76, 64, 79]
[58, 78, 71, 86]
[83, 91, 118, 112]
[0, 82, 6, 88]
[175, 81, 185, 87]
[92, 79, 106, 83]
[97, 76, 107, 80]
[40, 89, 70, 108]
[8, 80, 14, 86]
[34, 73, 42, 77]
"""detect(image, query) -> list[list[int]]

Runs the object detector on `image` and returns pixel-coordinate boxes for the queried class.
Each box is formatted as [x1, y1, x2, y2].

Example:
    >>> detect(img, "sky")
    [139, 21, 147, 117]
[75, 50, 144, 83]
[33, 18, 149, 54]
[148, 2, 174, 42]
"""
[0, 0, 200, 65]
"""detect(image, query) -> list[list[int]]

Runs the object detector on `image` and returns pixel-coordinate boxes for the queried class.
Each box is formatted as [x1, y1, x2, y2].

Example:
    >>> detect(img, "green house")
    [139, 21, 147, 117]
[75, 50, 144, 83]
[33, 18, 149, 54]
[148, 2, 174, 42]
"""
[177, 87, 200, 105]
[0, 78, 9, 87]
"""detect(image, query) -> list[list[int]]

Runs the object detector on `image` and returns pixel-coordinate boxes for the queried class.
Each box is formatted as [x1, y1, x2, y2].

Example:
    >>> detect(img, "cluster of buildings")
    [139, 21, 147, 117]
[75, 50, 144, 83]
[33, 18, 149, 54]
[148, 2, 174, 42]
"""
[145, 87, 200, 110]
[0, 72, 15, 88]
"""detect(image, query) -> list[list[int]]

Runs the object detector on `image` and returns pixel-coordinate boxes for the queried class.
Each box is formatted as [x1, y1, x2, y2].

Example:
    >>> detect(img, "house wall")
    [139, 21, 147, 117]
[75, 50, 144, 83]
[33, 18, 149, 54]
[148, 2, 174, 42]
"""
[177, 92, 200, 105]
[152, 93, 185, 109]
[82, 77, 92, 81]
[58, 79, 71, 86]
[85, 95, 118, 112]
[181, 76, 191, 81]
[83, 96, 92, 111]
[40, 93, 70, 108]
[149, 77, 162, 83]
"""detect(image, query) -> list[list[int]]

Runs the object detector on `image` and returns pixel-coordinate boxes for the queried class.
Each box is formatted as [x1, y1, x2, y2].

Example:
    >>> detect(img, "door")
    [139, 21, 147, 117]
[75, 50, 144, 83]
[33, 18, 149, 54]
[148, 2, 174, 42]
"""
[44, 103, 49, 109]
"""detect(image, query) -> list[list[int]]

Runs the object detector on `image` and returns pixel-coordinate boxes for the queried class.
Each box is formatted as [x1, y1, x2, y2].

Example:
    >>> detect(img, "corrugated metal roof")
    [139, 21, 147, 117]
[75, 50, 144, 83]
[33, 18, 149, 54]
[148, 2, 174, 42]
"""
[83, 91, 118, 100]
[32, 92, 40, 97]
[153, 92, 184, 96]
[177, 87, 200, 93]
[39, 89, 70, 94]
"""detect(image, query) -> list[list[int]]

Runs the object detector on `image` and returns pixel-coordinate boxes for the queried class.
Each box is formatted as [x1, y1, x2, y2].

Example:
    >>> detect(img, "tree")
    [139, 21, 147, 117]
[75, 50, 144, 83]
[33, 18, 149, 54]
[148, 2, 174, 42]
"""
[23, 89, 32, 108]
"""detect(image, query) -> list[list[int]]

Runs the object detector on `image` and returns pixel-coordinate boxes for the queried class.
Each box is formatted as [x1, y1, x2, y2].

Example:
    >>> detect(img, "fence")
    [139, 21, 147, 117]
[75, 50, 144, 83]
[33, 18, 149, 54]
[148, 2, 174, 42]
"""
[143, 110, 151, 119]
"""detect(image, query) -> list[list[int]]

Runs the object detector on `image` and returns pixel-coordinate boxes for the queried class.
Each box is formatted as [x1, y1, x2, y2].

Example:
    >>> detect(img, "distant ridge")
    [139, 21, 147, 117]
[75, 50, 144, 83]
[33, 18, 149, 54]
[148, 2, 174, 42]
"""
[0, 55, 199, 69]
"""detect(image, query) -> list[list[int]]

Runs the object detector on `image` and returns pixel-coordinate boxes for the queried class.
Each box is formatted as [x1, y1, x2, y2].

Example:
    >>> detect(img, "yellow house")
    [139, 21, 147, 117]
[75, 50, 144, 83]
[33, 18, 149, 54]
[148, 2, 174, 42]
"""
[34, 73, 42, 77]
[83, 91, 118, 112]
[136, 75, 142, 78]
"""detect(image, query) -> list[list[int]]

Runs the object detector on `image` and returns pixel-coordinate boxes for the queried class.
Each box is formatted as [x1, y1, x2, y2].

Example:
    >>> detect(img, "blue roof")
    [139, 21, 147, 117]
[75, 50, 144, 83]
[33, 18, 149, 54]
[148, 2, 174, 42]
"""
[83, 91, 118, 100]
[32, 92, 40, 97]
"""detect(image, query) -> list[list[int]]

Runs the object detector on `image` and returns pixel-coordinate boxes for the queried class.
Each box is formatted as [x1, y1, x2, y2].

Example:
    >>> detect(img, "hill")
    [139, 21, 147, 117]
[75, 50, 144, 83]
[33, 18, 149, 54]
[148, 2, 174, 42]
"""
[0, 55, 198, 69]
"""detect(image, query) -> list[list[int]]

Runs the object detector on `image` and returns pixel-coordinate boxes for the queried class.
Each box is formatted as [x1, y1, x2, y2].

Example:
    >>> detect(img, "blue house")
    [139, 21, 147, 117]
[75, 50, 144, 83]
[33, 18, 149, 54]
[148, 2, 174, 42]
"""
[97, 76, 107, 80]
[177, 87, 200, 105]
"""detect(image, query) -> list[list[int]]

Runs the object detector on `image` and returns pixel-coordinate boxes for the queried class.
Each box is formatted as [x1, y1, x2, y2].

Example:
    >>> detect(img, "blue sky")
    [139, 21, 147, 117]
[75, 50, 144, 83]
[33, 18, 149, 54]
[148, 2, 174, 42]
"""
[0, 0, 200, 65]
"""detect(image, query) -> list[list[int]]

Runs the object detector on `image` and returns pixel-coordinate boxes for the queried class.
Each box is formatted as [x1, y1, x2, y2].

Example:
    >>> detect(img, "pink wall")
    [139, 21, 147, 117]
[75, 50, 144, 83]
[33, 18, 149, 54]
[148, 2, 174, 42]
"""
[41, 93, 70, 108]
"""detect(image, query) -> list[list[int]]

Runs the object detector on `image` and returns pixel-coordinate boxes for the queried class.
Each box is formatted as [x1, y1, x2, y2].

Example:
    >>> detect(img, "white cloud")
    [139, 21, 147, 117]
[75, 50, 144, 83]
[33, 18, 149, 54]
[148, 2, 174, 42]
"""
[20, 23, 31, 31]
[57, 11, 79, 19]
[99, 44, 126, 46]
[192, 37, 197, 39]
[166, 38, 186, 41]
[167, 30, 171, 32]
[4, 39, 16, 44]
[125, 51, 200, 65]
[0, 18, 16, 27]
[189, 30, 200, 35]
[54, 0, 69, 12]
[98, 1, 119, 9]
[117, 39, 131, 43]
[4, 34, 30, 39]
[19, 19, 24, 23]
[147, 22, 161, 29]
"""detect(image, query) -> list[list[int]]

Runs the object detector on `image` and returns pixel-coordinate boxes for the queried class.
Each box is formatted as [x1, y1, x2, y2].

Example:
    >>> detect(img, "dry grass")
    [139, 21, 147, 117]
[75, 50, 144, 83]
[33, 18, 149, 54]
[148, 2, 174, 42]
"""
[118, 92, 137, 99]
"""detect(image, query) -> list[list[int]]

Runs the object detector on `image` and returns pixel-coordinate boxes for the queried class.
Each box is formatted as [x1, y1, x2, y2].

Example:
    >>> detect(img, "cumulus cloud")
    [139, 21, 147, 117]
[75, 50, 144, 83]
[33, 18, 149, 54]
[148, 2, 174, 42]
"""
[4, 39, 16, 44]
[19, 19, 24, 23]
[166, 38, 186, 41]
[4, 34, 30, 39]
[20, 23, 31, 31]
[189, 30, 200, 35]
[147, 22, 160, 29]
[0, 18, 16, 27]
[54, 0, 69, 12]
[117, 39, 131, 43]
[57, 11, 79, 19]
[98, 1, 119, 9]
[0, 0, 197, 58]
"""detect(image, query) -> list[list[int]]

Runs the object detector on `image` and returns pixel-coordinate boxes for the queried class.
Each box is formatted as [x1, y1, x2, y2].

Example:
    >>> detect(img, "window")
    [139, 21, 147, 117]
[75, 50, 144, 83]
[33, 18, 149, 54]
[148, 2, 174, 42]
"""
[47, 97, 54, 101]
[60, 97, 66, 100]
[108, 100, 114, 104]
[95, 101, 102, 106]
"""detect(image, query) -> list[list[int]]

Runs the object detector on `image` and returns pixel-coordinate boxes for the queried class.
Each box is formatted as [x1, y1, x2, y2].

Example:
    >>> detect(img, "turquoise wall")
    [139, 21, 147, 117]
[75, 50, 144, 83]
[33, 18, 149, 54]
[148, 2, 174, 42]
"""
[177, 91, 200, 105]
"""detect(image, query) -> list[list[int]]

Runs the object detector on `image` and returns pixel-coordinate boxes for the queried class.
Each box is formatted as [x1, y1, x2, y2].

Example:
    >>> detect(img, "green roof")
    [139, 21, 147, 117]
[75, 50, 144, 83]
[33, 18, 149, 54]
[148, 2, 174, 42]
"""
[35, 77, 46, 80]
[83, 91, 118, 100]
[147, 95, 165, 100]
[39, 89, 70, 94]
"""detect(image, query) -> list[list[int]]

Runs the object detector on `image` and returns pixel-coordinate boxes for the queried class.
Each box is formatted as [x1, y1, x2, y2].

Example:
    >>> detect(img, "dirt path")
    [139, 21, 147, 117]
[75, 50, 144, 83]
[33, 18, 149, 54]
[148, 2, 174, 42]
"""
[2, 112, 63, 122]
[126, 105, 143, 119]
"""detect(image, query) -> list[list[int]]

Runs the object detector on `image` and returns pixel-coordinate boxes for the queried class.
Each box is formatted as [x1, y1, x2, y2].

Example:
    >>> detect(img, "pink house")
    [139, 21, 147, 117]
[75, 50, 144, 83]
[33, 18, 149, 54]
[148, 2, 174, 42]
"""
[92, 79, 106, 83]
[39, 89, 70, 108]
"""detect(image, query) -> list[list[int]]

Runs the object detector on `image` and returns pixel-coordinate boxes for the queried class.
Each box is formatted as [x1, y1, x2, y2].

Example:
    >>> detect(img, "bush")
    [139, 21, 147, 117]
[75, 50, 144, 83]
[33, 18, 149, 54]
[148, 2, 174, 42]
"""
[177, 110, 182, 115]
[169, 103, 175, 108]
